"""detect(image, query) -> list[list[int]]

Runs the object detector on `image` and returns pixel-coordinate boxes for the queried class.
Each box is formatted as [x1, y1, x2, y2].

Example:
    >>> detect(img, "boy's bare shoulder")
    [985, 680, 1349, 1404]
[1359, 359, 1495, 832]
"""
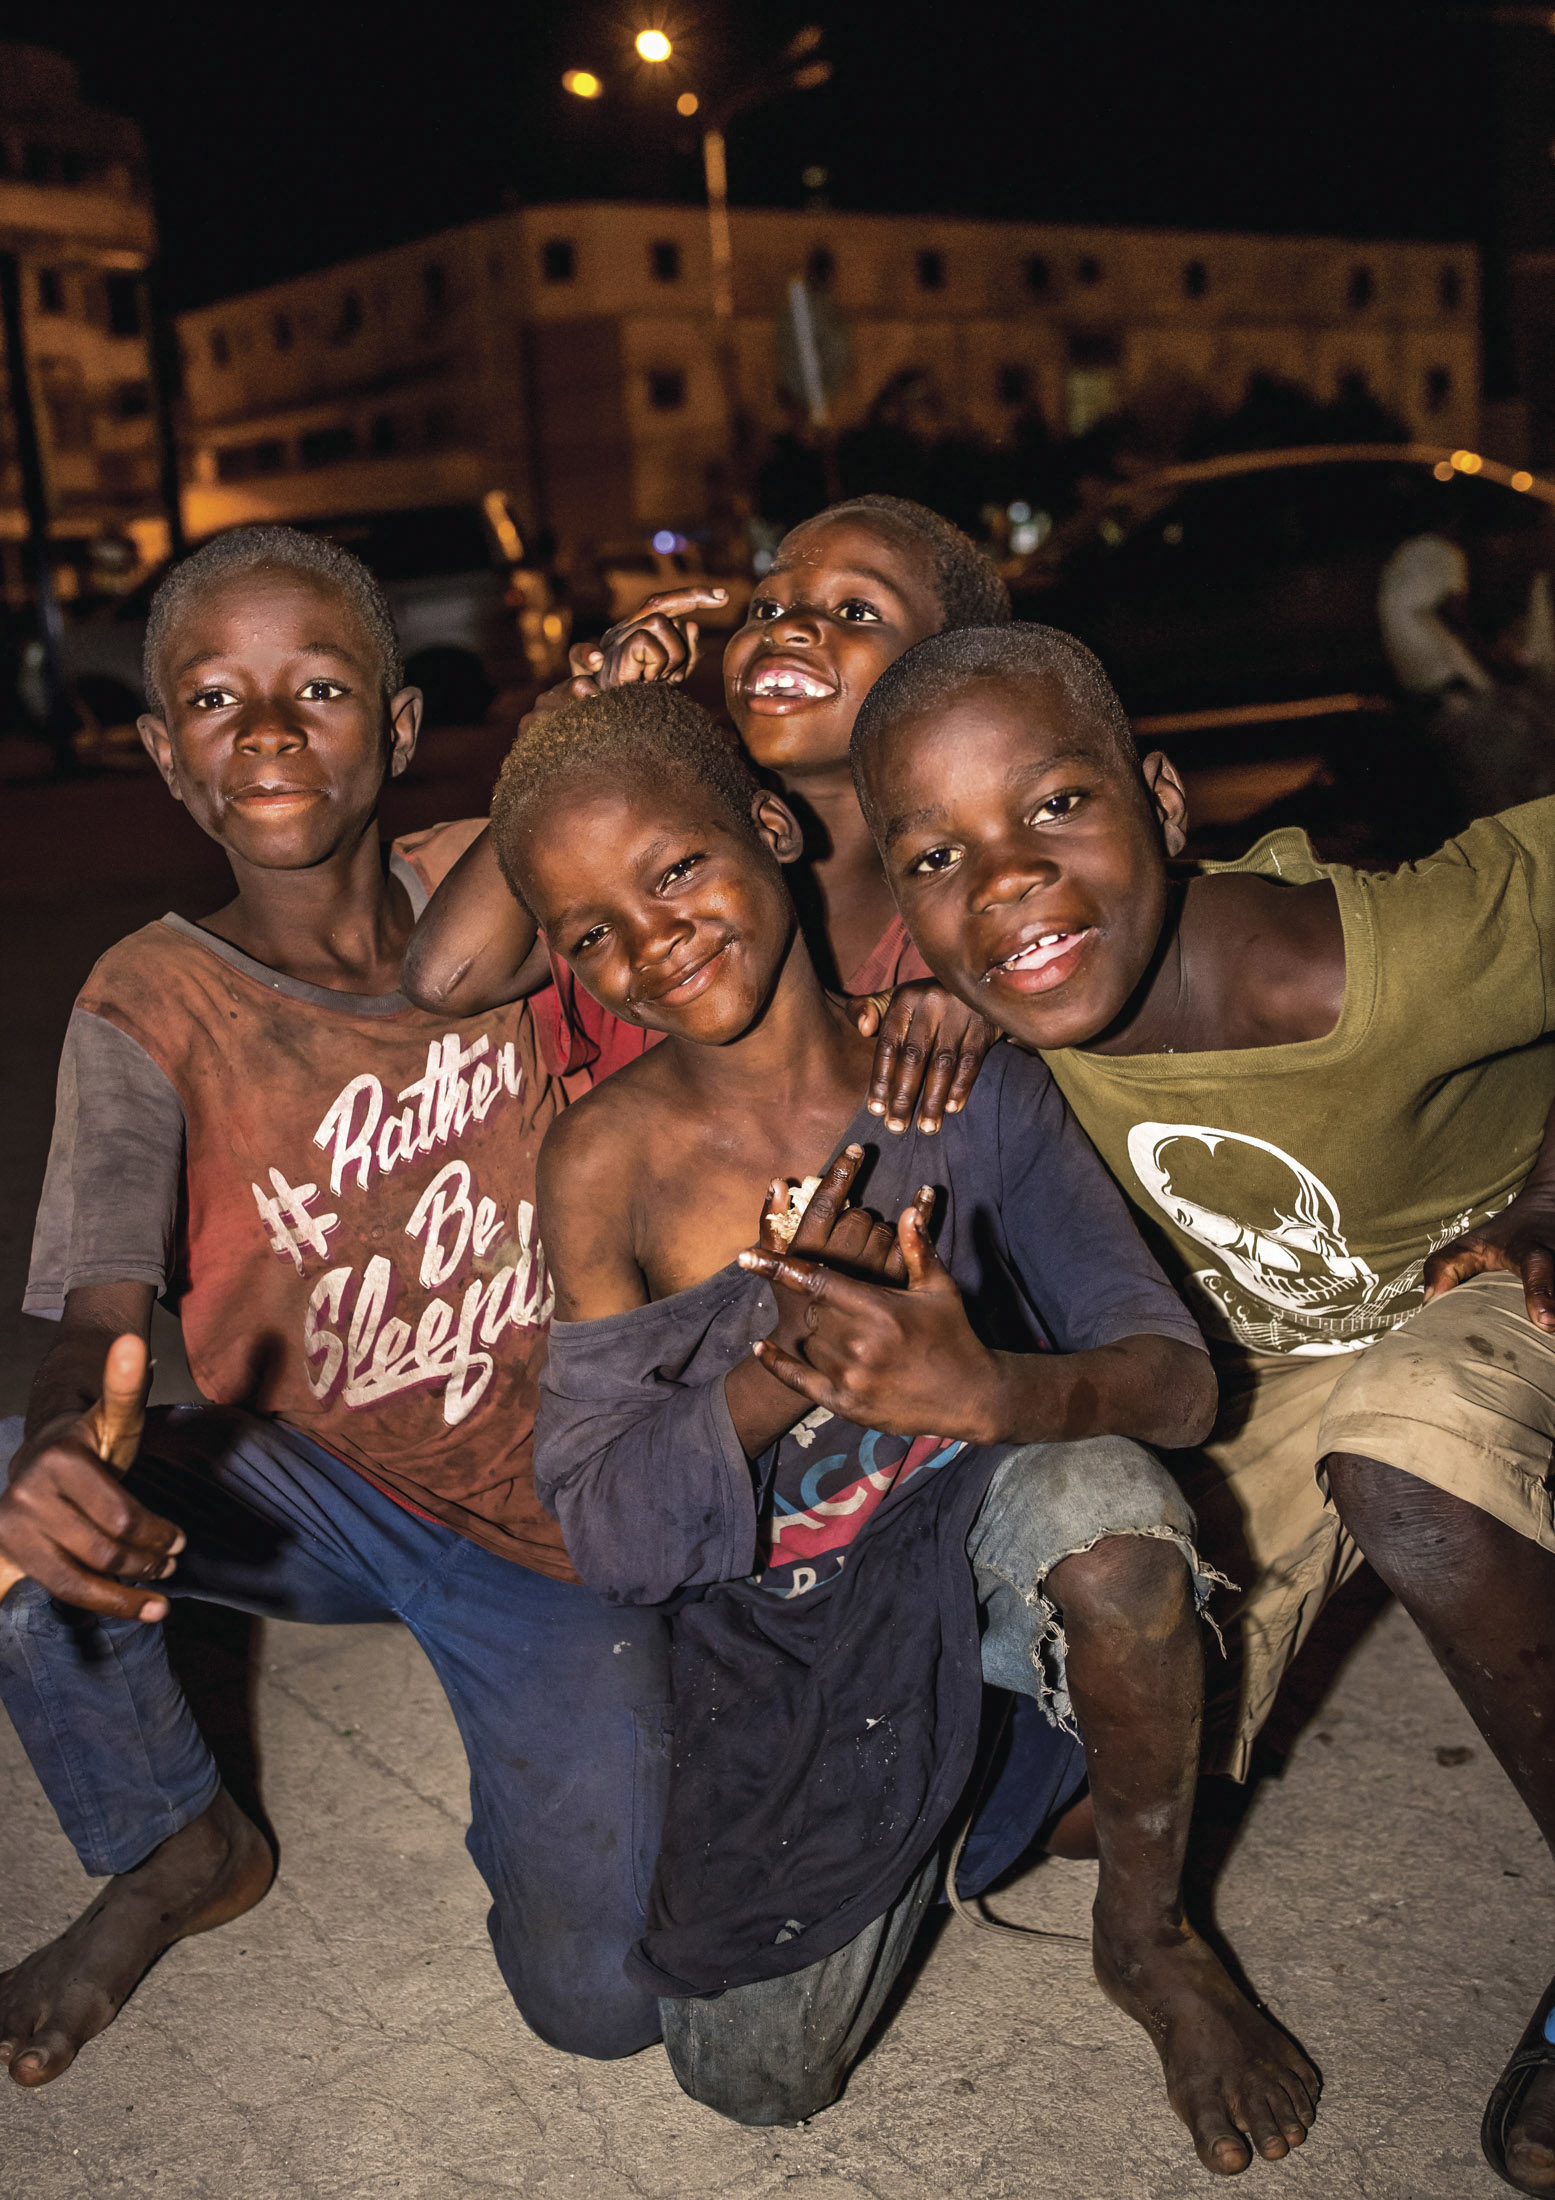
[538, 1045, 683, 1203]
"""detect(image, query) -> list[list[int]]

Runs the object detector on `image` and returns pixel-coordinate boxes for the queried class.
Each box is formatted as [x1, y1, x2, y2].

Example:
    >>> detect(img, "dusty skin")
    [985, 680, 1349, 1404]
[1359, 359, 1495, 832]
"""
[0, 1787, 272, 2086]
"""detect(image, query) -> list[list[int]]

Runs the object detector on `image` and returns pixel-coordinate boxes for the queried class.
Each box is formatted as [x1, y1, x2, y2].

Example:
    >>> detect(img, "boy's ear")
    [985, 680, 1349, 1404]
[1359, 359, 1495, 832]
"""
[388, 687, 422, 778]
[1140, 750, 1188, 857]
[136, 714, 183, 803]
[752, 788, 805, 864]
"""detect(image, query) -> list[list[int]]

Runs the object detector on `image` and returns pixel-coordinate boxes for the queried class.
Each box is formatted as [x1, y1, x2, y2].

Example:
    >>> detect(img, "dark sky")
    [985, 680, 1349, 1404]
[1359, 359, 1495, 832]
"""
[8, 0, 1515, 313]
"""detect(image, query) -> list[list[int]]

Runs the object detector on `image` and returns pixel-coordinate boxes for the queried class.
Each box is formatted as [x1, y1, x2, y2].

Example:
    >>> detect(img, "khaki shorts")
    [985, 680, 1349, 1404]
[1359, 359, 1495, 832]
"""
[1183, 1272, 1555, 1779]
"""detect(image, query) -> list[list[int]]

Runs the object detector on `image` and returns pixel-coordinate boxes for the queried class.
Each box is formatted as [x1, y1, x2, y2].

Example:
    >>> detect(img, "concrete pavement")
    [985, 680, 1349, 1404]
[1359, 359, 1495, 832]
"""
[0, 749, 1547, 2200]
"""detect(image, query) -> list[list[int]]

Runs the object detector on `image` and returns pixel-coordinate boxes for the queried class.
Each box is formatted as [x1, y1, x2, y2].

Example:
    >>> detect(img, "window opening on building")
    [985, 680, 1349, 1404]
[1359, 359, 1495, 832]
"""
[272, 310, 293, 351]
[36, 268, 65, 315]
[916, 249, 945, 290]
[217, 438, 288, 482]
[1424, 365, 1453, 414]
[335, 291, 363, 341]
[807, 245, 835, 290]
[1025, 254, 1051, 296]
[105, 274, 141, 338]
[370, 412, 399, 455]
[1183, 258, 1208, 299]
[1439, 265, 1462, 313]
[1076, 255, 1103, 285]
[1348, 265, 1374, 309]
[997, 363, 1031, 405]
[543, 238, 575, 282]
[647, 368, 686, 410]
[300, 426, 355, 468]
[650, 239, 682, 281]
[115, 380, 152, 419]
[209, 327, 231, 367]
[22, 142, 52, 183]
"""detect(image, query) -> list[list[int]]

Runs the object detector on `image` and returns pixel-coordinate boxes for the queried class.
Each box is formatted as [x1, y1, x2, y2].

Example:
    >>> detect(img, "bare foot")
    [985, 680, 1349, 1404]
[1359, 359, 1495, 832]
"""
[0, 1787, 273, 2087]
[1506, 2062, 1555, 2194]
[1094, 1907, 1320, 2175]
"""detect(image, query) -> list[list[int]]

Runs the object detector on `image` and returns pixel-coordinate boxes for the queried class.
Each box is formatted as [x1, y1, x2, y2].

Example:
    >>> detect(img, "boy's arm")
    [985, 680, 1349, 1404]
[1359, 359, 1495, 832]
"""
[1425, 1085, 1555, 1330]
[399, 825, 550, 1015]
[0, 1284, 182, 1619]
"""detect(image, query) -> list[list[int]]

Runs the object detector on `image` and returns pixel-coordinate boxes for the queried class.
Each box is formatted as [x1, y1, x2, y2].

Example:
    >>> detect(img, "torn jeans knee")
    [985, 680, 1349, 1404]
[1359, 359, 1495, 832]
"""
[966, 1435, 1232, 1734]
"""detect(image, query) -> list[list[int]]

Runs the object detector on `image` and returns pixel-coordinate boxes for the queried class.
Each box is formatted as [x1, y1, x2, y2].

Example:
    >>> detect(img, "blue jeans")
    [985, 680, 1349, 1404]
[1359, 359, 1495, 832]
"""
[0, 1407, 671, 2061]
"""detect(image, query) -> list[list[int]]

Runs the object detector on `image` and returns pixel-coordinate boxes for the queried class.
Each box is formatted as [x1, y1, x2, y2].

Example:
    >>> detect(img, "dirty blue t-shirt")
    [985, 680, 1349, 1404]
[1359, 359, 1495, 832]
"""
[537, 1044, 1205, 1997]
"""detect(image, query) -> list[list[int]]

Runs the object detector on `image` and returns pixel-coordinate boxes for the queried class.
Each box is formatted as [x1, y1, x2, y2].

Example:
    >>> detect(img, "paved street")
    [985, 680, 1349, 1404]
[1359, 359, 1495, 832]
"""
[0, 743, 1548, 2200]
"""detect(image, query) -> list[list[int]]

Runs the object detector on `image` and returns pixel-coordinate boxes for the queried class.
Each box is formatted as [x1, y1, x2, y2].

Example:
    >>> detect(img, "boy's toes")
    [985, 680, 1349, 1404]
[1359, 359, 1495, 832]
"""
[4, 2028, 76, 2086]
[1181, 2085, 1254, 2174]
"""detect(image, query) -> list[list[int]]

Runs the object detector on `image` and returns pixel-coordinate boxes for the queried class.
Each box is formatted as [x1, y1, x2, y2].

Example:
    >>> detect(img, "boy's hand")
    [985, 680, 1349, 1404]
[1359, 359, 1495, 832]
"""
[571, 587, 729, 691]
[857, 982, 998, 1135]
[1424, 1192, 1555, 1331]
[754, 1146, 925, 1362]
[0, 1334, 179, 1621]
[741, 1195, 1003, 1440]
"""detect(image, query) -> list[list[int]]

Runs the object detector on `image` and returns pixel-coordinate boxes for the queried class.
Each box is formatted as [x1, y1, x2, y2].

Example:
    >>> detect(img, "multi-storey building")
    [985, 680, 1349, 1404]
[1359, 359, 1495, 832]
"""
[0, 46, 163, 600]
[177, 201, 1481, 565]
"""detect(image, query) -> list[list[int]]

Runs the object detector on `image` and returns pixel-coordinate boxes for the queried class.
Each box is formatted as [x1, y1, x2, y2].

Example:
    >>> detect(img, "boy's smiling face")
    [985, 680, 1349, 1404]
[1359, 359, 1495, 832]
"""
[722, 517, 944, 775]
[138, 566, 420, 869]
[518, 774, 804, 1045]
[868, 672, 1188, 1050]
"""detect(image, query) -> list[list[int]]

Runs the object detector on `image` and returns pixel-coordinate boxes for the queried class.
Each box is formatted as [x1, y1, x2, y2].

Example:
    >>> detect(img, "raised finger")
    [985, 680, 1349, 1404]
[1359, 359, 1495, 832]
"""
[883, 1012, 936, 1133]
[790, 1146, 865, 1253]
[568, 641, 605, 677]
[882, 1188, 934, 1283]
[636, 586, 729, 619]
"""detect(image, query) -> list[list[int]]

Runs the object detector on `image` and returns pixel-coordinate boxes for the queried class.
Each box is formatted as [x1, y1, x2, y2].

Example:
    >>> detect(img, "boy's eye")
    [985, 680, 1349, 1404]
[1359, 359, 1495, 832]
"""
[187, 684, 239, 710]
[835, 597, 882, 623]
[748, 597, 782, 621]
[574, 923, 609, 955]
[1031, 790, 1084, 825]
[910, 845, 961, 876]
[299, 678, 348, 702]
[659, 853, 704, 889]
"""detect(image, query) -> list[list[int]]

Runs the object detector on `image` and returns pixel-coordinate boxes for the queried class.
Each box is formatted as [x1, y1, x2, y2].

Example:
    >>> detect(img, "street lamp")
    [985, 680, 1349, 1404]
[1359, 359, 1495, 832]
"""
[563, 25, 830, 549]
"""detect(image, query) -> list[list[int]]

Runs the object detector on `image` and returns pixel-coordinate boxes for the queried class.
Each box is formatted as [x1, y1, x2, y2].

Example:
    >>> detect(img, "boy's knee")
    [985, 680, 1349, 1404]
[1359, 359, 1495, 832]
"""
[1045, 1528, 1195, 1640]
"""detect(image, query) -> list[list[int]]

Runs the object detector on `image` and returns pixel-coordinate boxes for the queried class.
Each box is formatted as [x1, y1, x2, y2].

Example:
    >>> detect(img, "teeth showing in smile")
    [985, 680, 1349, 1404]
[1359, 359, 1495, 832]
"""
[993, 930, 1083, 976]
[749, 666, 832, 699]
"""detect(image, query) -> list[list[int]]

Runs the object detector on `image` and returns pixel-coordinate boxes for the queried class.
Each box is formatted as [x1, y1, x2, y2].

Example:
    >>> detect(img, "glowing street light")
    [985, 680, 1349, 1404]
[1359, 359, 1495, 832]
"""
[676, 90, 699, 115]
[635, 28, 672, 62]
[562, 68, 602, 97]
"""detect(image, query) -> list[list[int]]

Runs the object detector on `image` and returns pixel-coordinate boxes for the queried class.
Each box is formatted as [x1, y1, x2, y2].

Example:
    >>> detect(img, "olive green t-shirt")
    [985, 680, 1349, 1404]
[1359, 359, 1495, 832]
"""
[1040, 801, 1555, 1361]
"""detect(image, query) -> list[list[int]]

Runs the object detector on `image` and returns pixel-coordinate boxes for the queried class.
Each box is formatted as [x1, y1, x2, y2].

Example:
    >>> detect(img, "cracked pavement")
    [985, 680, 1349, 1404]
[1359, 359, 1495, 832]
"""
[1, 748, 1549, 2199]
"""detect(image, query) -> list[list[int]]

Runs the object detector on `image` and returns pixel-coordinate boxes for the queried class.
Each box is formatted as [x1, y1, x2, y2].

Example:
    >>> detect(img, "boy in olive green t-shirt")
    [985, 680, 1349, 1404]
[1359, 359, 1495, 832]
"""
[847, 622, 1555, 2197]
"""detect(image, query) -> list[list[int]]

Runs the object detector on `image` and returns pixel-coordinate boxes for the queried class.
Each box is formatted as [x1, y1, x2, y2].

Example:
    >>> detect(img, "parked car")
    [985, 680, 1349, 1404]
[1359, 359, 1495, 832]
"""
[1008, 443, 1555, 854]
[32, 491, 553, 736]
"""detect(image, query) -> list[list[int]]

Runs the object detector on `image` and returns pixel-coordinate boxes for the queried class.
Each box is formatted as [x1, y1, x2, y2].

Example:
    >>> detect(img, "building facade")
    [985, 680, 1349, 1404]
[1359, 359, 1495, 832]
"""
[177, 201, 1481, 564]
[0, 47, 163, 600]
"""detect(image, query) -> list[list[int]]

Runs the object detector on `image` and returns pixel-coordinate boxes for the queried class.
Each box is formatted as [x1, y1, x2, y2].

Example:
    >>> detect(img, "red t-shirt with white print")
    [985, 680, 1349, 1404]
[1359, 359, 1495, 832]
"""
[29, 821, 575, 1579]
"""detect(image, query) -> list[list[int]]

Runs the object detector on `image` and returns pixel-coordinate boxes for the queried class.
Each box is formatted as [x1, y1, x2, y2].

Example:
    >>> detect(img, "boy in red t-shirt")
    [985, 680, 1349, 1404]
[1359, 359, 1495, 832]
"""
[401, 496, 1008, 1130]
[0, 529, 671, 2086]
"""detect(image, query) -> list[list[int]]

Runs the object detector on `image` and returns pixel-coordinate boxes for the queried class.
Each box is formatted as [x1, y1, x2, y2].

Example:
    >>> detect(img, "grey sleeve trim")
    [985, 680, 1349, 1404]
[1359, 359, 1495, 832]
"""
[390, 848, 429, 919]
[24, 1011, 186, 1319]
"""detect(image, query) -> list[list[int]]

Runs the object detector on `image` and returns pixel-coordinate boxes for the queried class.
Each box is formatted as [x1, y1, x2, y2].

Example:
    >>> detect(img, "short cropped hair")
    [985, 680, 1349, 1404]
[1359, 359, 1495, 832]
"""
[142, 525, 403, 714]
[850, 623, 1138, 830]
[784, 494, 1011, 631]
[489, 681, 764, 907]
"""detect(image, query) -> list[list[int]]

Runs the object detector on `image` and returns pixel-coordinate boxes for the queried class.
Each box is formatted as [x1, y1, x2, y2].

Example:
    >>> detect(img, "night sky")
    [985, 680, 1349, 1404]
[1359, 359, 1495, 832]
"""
[6, 1, 1515, 313]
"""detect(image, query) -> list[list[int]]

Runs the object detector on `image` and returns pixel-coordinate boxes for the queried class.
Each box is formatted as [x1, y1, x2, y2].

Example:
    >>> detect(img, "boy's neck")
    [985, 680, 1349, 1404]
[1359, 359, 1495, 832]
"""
[199, 817, 415, 997]
[771, 761, 900, 988]
[1088, 873, 1346, 1058]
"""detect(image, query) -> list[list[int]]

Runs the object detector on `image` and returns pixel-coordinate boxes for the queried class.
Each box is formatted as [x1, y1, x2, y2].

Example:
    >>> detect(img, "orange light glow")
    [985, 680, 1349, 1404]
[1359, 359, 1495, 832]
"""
[676, 91, 699, 115]
[562, 69, 602, 97]
[1513, 470, 1535, 492]
[1450, 448, 1482, 473]
[635, 29, 672, 62]
[1433, 461, 1454, 481]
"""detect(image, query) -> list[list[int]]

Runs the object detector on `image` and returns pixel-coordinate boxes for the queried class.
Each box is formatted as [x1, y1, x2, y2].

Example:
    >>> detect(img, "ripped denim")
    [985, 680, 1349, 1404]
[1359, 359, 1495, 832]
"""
[968, 1434, 1230, 1732]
